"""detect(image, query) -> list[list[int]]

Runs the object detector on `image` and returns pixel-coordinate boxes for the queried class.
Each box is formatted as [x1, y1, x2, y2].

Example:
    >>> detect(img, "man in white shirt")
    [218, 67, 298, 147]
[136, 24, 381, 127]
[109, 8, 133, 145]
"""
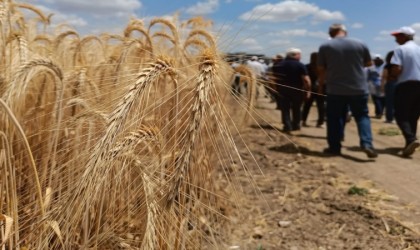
[246, 56, 265, 79]
[246, 56, 265, 97]
[390, 26, 420, 157]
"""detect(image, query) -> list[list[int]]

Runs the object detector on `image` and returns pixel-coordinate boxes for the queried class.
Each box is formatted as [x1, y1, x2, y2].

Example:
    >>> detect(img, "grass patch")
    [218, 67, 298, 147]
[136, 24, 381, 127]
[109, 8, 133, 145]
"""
[378, 127, 401, 136]
[348, 186, 369, 196]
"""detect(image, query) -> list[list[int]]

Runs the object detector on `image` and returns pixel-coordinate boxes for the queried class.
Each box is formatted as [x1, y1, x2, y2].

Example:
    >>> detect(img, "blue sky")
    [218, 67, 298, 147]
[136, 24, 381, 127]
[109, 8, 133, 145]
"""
[26, 0, 420, 62]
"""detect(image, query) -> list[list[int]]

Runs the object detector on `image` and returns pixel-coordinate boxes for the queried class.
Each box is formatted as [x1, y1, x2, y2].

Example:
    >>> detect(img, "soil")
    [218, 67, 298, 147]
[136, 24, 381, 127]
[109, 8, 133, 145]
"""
[215, 95, 420, 250]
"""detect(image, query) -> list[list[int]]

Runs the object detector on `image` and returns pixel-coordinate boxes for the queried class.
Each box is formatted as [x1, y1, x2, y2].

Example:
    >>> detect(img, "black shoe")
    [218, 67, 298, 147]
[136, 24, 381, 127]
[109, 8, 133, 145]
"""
[361, 147, 378, 158]
[323, 148, 341, 156]
[292, 126, 301, 131]
[402, 140, 420, 157]
[282, 128, 292, 133]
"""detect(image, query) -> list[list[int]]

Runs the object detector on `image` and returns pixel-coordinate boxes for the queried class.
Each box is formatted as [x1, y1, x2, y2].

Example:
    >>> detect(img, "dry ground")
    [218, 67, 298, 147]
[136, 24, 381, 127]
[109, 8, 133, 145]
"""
[215, 95, 420, 250]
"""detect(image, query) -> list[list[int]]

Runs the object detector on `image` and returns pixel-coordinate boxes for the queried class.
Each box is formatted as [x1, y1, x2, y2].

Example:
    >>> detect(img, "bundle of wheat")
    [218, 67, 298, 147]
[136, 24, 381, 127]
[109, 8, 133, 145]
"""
[0, 1, 254, 249]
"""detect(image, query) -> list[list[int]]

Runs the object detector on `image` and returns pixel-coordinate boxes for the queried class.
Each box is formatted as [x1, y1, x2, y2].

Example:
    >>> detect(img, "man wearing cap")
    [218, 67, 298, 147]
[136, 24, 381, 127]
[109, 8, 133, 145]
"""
[317, 23, 377, 158]
[272, 48, 311, 132]
[246, 56, 265, 97]
[390, 26, 420, 157]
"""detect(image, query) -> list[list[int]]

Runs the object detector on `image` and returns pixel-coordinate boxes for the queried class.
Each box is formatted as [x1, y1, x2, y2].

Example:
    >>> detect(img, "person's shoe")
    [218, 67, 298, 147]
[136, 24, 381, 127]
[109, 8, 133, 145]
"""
[361, 146, 378, 158]
[384, 120, 393, 124]
[323, 148, 341, 156]
[282, 127, 292, 133]
[316, 123, 324, 128]
[292, 125, 301, 131]
[302, 121, 309, 127]
[402, 140, 420, 157]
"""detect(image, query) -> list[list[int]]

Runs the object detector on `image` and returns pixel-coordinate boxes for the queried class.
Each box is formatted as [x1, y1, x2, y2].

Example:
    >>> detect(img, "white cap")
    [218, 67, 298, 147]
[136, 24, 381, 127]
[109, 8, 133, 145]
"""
[251, 56, 258, 60]
[286, 48, 301, 57]
[373, 54, 382, 59]
[391, 26, 415, 36]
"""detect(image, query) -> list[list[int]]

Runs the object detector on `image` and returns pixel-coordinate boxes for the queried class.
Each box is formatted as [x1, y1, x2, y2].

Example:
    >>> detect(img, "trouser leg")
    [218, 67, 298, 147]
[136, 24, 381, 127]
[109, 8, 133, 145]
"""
[326, 95, 347, 152]
[349, 94, 374, 148]
[395, 81, 420, 145]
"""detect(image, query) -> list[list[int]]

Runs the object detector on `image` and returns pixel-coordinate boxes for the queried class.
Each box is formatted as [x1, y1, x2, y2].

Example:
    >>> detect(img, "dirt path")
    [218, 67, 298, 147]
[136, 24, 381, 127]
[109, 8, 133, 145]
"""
[255, 95, 420, 231]
[218, 94, 420, 249]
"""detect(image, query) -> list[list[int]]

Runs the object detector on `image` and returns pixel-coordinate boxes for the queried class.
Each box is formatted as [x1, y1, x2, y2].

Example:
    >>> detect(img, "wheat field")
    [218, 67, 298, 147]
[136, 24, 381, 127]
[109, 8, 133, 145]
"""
[0, 1, 259, 249]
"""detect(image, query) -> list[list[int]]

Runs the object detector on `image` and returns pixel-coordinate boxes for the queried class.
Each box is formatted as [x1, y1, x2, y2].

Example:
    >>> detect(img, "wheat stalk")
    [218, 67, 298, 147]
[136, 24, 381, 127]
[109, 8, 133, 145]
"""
[123, 24, 153, 54]
[44, 58, 176, 248]
[0, 98, 45, 216]
[187, 29, 216, 49]
[12, 3, 50, 25]
[166, 49, 217, 206]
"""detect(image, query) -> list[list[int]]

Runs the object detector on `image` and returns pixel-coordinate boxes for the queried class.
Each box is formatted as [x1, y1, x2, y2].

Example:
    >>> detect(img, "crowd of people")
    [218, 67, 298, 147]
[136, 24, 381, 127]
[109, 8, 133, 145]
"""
[230, 23, 420, 159]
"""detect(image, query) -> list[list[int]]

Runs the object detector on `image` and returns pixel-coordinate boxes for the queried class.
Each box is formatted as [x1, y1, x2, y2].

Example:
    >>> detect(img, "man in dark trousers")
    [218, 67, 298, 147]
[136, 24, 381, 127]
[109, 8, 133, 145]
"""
[390, 26, 420, 157]
[317, 23, 377, 158]
[272, 48, 311, 132]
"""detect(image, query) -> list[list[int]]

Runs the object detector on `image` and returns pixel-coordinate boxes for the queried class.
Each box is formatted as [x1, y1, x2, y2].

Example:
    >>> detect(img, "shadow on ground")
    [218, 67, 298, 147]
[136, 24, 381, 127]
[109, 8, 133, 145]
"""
[269, 143, 375, 163]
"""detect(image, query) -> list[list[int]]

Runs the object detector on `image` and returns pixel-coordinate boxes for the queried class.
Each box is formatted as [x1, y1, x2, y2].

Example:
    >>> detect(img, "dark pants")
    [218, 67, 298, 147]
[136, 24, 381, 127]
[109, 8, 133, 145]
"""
[278, 90, 304, 131]
[385, 80, 397, 122]
[394, 81, 420, 146]
[371, 95, 385, 117]
[326, 94, 374, 152]
[302, 91, 325, 126]
[231, 75, 241, 95]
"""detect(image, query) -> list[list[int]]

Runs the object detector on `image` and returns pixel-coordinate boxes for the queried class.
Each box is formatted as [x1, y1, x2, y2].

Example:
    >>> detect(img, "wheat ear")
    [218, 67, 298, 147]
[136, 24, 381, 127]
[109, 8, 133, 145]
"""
[149, 18, 179, 45]
[123, 24, 153, 53]
[12, 3, 50, 25]
[166, 49, 217, 205]
[50, 58, 175, 246]
[53, 30, 79, 51]
[187, 29, 216, 48]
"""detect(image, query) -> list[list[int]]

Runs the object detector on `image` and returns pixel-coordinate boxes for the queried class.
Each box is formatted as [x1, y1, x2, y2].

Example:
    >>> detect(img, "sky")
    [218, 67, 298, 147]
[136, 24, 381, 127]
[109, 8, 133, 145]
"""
[23, 0, 420, 63]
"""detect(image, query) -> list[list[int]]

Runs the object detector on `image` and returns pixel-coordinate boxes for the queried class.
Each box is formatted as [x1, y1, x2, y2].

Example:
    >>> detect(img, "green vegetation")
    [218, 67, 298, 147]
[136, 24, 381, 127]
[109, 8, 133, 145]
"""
[348, 186, 369, 196]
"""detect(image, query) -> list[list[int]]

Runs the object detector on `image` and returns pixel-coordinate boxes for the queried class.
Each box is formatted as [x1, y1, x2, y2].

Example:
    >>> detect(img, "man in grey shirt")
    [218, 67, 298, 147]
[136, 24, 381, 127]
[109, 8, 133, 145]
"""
[317, 23, 377, 158]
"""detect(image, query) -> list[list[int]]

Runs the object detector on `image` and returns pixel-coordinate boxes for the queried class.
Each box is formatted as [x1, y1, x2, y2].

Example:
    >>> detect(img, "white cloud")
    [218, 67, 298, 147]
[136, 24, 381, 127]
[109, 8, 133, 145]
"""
[351, 22, 364, 29]
[185, 0, 219, 16]
[239, 38, 263, 51]
[35, 4, 88, 27]
[269, 29, 328, 39]
[268, 40, 292, 46]
[38, 0, 142, 18]
[313, 9, 344, 22]
[239, 0, 344, 23]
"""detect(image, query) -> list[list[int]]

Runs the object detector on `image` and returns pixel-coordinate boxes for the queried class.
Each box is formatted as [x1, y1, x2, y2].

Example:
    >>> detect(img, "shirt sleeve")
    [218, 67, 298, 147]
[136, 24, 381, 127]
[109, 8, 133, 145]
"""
[363, 44, 372, 64]
[300, 63, 308, 75]
[391, 48, 402, 66]
[317, 45, 326, 67]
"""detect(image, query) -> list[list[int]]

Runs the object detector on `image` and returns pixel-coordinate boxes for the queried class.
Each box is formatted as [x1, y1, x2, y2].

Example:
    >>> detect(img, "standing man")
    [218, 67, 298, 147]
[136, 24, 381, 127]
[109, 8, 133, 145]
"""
[390, 26, 420, 157]
[317, 23, 377, 158]
[367, 55, 386, 119]
[246, 56, 265, 97]
[273, 48, 311, 132]
[302, 52, 325, 128]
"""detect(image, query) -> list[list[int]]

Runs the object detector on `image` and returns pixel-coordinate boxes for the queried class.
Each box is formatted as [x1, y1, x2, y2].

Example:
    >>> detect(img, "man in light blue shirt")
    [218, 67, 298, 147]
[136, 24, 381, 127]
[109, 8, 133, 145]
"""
[390, 26, 420, 157]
